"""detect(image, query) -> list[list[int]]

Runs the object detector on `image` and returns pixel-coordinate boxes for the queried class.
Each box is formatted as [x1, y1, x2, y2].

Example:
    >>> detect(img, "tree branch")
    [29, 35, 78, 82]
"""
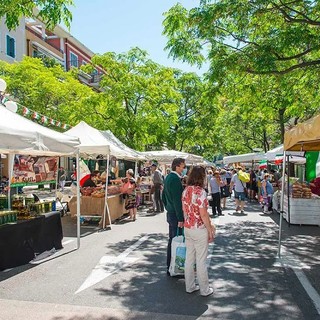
[272, 47, 317, 61]
[246, 59, 320, 75]
[273, 1, 320, 25]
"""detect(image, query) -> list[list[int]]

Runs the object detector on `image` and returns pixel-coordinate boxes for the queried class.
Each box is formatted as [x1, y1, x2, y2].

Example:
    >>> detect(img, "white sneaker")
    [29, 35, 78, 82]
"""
[186, 285, 200, 294]
[201, 287, 214, 297]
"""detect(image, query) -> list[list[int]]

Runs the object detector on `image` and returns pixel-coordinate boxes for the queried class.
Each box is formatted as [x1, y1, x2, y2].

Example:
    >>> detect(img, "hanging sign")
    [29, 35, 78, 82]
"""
[11, 155, 58, 187]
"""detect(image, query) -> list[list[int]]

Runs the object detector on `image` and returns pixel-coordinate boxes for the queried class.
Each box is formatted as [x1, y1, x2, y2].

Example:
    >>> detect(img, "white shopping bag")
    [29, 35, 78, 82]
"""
[169, 235, 186, 276]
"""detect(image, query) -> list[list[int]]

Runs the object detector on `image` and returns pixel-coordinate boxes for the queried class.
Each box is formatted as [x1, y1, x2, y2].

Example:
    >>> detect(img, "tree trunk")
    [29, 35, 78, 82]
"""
[278, 108, 285, 143]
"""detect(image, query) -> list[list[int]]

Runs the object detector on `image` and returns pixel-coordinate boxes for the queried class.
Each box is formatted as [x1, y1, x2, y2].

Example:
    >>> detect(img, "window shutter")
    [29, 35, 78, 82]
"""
[6, 35, 15, 58]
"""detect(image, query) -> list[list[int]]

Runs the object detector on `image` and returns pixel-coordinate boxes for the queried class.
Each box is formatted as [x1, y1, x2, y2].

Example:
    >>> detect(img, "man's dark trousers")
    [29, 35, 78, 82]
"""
[154, 183, 164, 212]
[166, 214, 183, 272]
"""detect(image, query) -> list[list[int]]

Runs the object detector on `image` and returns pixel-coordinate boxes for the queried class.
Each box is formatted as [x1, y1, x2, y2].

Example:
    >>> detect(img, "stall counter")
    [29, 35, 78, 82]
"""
[283, 196, 320, 226]
[68, 194, 126, 224]
[0, 211, 63, 270]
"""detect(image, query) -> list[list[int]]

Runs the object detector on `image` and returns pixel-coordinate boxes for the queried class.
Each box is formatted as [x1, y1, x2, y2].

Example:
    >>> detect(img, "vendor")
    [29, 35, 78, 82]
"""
[82, 173, 97, 188]
[309, 177, 320, 196]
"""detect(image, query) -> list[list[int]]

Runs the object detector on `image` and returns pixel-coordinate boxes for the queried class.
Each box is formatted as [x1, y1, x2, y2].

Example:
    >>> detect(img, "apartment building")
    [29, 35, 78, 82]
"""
[0, 17, 104, 89]
[0, 18, 26, 63]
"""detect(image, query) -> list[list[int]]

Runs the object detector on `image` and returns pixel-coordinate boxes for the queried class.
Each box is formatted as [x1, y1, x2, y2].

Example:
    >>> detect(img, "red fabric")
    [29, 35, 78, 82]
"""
[80, 174, 90, 187]
[310, 177, 320, 196]
[182, 186, 208, 229]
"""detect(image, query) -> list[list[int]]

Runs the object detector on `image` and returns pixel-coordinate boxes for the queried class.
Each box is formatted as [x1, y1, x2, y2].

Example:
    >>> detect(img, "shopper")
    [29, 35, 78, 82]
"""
[209, 170, 223, 216]
[261, 173, 274, 214]
[248, 169, 257, 201]
[150, 163, 164, 213]
[229, 167, 247, 214]
[162, 157, 185, 275]
[121, 169, 137, 221]
[219, 169, 229, 209]
[57, 167, 66, 191]
[182, 166, 215, 296]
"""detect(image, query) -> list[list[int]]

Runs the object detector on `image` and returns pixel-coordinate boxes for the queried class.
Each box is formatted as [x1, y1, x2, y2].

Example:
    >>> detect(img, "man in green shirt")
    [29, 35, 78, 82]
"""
[162, 157, 185, 275]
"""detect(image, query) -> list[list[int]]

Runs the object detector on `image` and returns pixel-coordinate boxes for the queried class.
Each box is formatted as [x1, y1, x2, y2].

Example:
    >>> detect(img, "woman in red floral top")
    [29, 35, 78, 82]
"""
[182, 166, 215, 296]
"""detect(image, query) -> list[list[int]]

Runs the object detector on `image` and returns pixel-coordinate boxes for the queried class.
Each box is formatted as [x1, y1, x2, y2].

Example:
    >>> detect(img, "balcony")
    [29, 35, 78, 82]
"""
[66, 60, 104, 89]
[26, 26, 63, 55]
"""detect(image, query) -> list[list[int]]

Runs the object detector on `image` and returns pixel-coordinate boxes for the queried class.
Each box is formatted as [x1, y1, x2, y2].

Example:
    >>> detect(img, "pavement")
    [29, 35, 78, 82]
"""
[1, 193, 320, 319]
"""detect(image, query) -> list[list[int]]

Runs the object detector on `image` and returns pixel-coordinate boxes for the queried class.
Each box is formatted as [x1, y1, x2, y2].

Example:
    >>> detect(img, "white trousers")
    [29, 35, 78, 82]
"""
[185, 227, 211, 295]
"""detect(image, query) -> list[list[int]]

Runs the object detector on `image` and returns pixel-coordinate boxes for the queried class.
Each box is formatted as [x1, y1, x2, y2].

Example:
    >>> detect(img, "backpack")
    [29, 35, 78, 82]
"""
[238, 170, 250, 183]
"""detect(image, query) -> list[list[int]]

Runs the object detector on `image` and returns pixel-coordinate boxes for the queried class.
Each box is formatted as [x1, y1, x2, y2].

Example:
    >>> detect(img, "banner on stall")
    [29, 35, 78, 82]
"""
[11, 155, 58, 187]
[306, 151, 320, 182]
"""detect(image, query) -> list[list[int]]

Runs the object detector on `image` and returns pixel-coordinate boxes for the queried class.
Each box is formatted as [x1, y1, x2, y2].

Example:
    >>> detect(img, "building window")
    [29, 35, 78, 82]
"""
[6, 35, 15, 58]
[70, 52, 78, 67]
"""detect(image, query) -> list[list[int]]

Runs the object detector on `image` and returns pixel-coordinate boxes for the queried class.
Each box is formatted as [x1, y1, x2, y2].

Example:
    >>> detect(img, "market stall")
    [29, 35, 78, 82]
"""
[139, 150, 204, 201]
[141, 150, 204, 165]
[265, 145, 305, 164]
[66, 122, 144, 226]
[279, 113, 320, 256]
[223, 152, 266, 165]
[67, 184, 127, 224]
[0, 105, 80, 269]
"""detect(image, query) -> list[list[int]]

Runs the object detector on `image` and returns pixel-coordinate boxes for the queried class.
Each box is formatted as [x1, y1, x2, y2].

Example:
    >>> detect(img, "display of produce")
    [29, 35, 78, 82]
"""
[80, 187, 95, 196]
[11, 194, 28, 216]
[0, 194, 8, 210]
[0, 210, 18, 225]
[81, 185, 122, 197]
[10, 194, 55, 218]
[107, 185, 121, 195]
[291, 182, 312, 198]
[91, 190, 105, 198]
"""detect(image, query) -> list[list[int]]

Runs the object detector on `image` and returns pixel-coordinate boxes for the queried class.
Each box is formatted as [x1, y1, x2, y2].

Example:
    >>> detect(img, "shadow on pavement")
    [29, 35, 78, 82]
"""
[89, 233, 209, 318]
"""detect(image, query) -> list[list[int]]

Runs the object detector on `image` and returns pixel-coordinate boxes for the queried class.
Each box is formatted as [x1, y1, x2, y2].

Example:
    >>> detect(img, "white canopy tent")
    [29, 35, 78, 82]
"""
[0, 105, 82, 249]
[65, 121, 113, 230]
[141, 150, 203, 165]
[265, 145, 305, 163]
[65, 121, 111, 157]
[223, 153, 266, 165]
[100, 130, 146, 177]
[0, 106, 79, 155]
[100, 130, 146, 161]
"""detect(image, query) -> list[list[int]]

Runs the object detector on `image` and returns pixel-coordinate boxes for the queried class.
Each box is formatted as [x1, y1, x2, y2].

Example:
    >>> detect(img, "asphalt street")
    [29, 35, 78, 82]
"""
[1, 195, 320, 320]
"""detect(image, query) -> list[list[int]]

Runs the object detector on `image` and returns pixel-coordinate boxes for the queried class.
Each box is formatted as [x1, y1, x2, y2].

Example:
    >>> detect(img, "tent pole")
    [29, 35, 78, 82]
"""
[102, 154, 111, 229]
[278, 151, 286, 258]
[76, 152, 81, 249]
[7, 154, 14, 210]
[287, 155, 291, 225]
[134, 161, 138, 178]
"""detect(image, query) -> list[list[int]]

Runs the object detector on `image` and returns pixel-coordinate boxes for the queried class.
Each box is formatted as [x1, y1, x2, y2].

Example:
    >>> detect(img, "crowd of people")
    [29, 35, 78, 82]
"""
[203, 166, 280, 214]
[159, 159, 284, 296]
[71, 159, 284, 296]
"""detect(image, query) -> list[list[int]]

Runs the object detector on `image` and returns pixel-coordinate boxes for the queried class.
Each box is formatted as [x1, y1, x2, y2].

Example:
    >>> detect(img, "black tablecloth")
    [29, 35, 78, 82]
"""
[0, 211, 63, 270]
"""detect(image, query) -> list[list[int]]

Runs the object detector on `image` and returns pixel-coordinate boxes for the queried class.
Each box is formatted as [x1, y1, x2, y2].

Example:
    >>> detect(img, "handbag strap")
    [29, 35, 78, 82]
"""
[240, 180, 246, 189]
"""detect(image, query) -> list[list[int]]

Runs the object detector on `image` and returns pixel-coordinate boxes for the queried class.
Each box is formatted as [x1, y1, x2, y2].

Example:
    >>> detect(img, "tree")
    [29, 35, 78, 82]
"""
[90, 48, 181, 150]
[204, 68, 320, 155]
[163, 1, 320, 79]
[164, 70, 222, 158]
[0, 57, 96, 129]
[0, 0, 73, 30]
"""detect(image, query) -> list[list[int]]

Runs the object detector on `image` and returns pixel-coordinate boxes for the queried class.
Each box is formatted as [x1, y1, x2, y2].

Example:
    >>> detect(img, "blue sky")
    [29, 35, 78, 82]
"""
[69, 0, 206, 74]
